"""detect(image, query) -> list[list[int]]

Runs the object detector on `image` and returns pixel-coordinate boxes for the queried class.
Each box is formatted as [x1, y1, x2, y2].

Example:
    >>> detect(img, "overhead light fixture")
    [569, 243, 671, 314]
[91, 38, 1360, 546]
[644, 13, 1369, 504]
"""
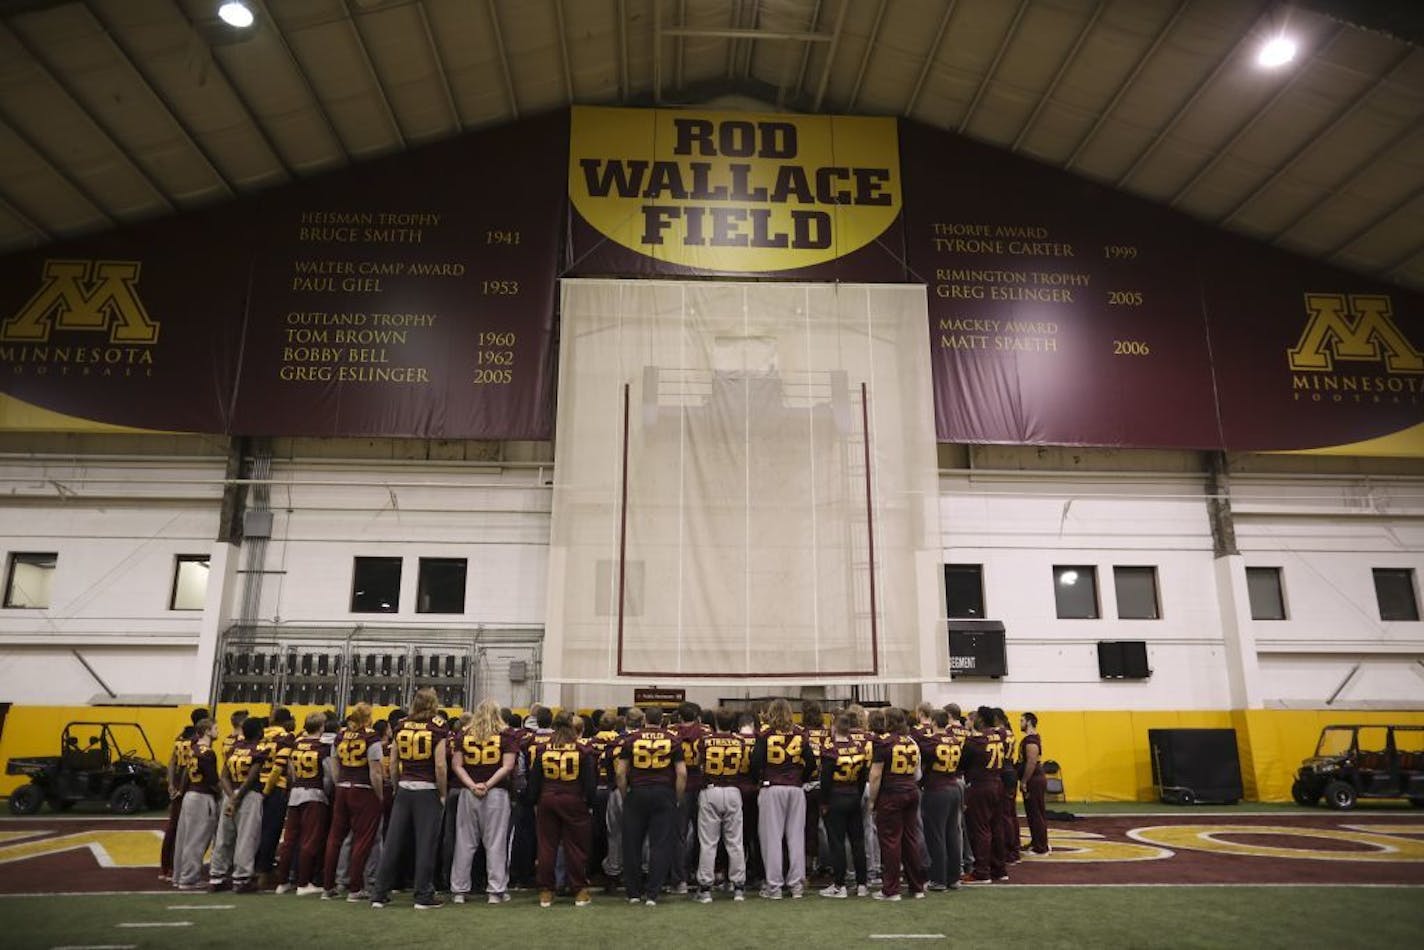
[218, 1, 255, 28]
[1059, 570, 1079, 586]
[1257, 34, 1297, 68]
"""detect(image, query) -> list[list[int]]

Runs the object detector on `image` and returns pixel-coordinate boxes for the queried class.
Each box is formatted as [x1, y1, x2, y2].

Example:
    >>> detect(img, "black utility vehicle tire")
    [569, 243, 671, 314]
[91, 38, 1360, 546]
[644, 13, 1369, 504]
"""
[8, 783, 44, 815]
[109, 783, 146, 815]
[1323, 780, 1356, 810]
[1291, 780, 1319, 806]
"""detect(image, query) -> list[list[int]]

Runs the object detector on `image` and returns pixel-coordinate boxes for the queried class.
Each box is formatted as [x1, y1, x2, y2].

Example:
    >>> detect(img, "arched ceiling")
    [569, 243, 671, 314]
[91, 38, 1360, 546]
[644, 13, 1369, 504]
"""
[0, 0, 1420, 288]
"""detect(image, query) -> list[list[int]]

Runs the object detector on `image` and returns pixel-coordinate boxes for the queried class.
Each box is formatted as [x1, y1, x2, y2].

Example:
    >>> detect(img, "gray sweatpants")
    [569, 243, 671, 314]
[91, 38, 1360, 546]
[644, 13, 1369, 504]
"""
[175, 791, 218, 887]
[335, 819, 383, 892]
[603, 788, 624, 877]
[449, 786, 510, 896]
[696, 785, 745, 888]
[863, 786, 881, 876]
[209, 793, 263, 883]
[758, 784, 805, 893]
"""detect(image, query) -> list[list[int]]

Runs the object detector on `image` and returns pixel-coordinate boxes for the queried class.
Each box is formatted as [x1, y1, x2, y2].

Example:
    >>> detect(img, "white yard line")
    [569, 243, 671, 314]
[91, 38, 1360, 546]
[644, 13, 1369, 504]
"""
[50, 945, 137, 949]
[869, 935, 946, 940]
[167, 904, 232, 910]
[115, 922, 192, 928]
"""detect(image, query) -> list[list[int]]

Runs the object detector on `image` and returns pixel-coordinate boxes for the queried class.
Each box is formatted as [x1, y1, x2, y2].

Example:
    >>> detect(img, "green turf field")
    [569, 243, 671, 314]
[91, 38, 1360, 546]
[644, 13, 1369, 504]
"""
[4, 886, 1422, 950]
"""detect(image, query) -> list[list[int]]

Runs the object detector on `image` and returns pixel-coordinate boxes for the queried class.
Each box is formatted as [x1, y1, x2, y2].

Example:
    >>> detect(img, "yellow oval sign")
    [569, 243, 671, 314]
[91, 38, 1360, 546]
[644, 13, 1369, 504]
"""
[569, 107, 902, 274]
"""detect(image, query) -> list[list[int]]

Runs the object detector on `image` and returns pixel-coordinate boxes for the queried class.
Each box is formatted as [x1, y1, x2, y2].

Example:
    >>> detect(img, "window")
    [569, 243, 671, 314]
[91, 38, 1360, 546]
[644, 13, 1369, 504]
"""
[4, 552, 56, 608]
[417, 558, 467, 614]
[1053, 565, 1098, 619]
[1246, 567, 1286, 620]
[944, 564, 986, 618]
[1114, 566, 1160, 620]
[170, 555, 210, 611]
[1374, 568, 1419, 622]
[351, 557, 402, 613]
[596, 559, 644, 617]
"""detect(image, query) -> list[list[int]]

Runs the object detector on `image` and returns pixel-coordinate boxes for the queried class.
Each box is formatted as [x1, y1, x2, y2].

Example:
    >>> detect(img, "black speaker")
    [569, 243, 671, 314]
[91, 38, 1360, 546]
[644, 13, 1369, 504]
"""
[948, 621, 1006, 678]
[1148, 728, 1243, 804]
[1098, 641, 1150, 679]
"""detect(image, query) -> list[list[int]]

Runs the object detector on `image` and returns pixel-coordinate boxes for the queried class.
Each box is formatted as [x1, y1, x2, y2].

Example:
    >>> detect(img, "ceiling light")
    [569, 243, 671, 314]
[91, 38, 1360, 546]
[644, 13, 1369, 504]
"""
[218, 2, 255, 28]
[1257, 35, 1297, 68]
[1059, 570, 1078, 586]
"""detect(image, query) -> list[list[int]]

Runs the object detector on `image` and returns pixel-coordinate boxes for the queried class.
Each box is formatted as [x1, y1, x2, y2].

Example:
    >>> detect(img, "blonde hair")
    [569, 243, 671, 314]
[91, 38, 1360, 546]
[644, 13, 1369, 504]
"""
[409, 687, 439, 721]
[845, 704, 868, 729]
[468, 698, 503, 743]
[346, 702, 373, 729]
[766, 698, 794, 732]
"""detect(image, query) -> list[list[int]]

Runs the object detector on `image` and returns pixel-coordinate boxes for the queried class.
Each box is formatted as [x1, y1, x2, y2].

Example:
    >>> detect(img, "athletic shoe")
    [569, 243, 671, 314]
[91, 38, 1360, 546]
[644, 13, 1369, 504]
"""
[962, 876, 992, 885]
[644, 899, 657, 907]
[732, 888, 745, 902]
[370, 899, 387, 909]
[414, 899, 443, 910]
[207, 881, 231, 893]
[993, 874, 1010, 883]
[233, 879, 259, 894]
[321, 889, 337, 900]
[872, 891, 901, 902]
[488, 892, 511, 905]
[348, 890, 371, 903]
[275, 883, 295, 895]
[176, 883, 206, 892]
[926, 882, 948, 892]
[159, 873, 172, 882]
[451, 893, 466, 904]
[629, 897, 643, 905]
[574, 889, 592, 907]
[296, 884, 323, 897]
[789, 888, 803, 900]
[696, 888, 713, 904]
[855, 884, 870, 897]
[912, 889, 927, 899]
[947, 881, 961, 891]
[819, 884, 847, 899]
[760, 887, 782, 900]
[539, 890, 554, 908]
[672, 882, 688, 895]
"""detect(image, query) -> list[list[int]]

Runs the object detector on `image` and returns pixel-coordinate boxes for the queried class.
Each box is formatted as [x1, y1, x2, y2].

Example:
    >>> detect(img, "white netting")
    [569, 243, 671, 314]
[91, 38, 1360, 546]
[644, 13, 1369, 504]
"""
[546, 280, 941, 699]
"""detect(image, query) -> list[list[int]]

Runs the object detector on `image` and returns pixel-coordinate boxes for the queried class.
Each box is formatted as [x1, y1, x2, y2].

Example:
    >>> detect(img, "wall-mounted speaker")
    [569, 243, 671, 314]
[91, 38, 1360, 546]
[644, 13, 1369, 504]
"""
[1098, 641, 1150, 679]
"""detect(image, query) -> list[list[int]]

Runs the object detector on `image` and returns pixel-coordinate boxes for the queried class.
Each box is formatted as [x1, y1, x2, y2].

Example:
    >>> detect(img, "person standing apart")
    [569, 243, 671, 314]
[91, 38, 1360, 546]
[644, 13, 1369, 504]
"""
[1018, 713, 1050, 855]
[370, 689, 450, 909]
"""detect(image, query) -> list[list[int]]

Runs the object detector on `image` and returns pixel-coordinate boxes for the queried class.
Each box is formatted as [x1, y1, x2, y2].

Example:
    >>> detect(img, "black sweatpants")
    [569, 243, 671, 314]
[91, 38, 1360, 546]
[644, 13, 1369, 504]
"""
[256, 787, 288, 875]
[622, 785, 677, 901]
[822, 791, 866, 887]
[372, 787, 442, 904]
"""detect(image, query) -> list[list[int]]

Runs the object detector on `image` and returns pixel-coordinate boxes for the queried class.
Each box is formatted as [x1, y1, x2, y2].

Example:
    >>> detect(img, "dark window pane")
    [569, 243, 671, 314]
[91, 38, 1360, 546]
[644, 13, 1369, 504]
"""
[945, 564, 985, 618]
[1246, 567, 1285, 620]
[1053, 565, 1098, 619]
[418, 558, 467, 614]
[4, 552, 56, 608]
[351, 557, 402, 613]
[1114, 566, 1160, 620]
[1374, 568, 1419, 622]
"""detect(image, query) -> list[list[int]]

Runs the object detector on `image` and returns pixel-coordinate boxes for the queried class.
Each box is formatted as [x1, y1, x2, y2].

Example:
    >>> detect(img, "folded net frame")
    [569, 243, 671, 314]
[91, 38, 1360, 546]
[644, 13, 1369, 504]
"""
[545, 280, 943, 705]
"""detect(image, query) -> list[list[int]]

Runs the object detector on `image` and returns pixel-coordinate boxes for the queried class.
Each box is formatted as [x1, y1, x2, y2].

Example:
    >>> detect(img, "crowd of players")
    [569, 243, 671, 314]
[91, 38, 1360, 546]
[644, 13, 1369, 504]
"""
[159, 694, 1050, 909]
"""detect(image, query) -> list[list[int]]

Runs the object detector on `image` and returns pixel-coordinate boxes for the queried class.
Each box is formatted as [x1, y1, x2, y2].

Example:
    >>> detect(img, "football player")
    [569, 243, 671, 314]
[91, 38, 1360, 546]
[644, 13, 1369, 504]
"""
[598, 712, 629, 891]
[694, 707, 754, 902]
[962, 706, 1008, 883]
[323, 702, 384, 901]
[993, 708, 1021, 864]
[449, 698, 518, 904]
[800, 700, 830, 878]
[254, 707, 296, 888]
[370, 688, 451, 909]
[672, 701, 708, 894]
[751, 698, 815, 899]
[916, 709, 965, 891]
[616, 706, 686, 906]
[274, 712, 332, 895]
[1018, 712, 1050, 855]
[867, 708, 927, 901]
[159, 713, 200, 882]
[817, 710, 869, 898]
[210, 716, 267, 892]
[530, 710, 596, 907]
[173, 718, 220, 890]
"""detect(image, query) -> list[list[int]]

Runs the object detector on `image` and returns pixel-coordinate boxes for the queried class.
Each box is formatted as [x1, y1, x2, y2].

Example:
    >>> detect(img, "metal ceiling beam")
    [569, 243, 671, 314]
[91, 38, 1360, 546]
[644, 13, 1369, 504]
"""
[169, 0, 292, 180]
[811, 0, 848, 112]
[652, 0, 662, 104]
[553, 0, 573, 102]
[739, 0, 761, 80]
[0, 186, 52, 244]
[787, 0, 823, 107]
[415, 0, 463, 132]
[1169, 24, 1345, 209]
[2, 18, 176, 213]
[662, 25, 834, 42]
[1218, 47, 1417, 228]
[1268, 116, 1422, 241]
[83, 1, 236, 198]
[1115, 4, 1273, 189]
[343, 0, 406, 148]
[847, 0, 886, 112]
[725, 0, 743, 80]
[618, 0, 629, 102]
[1010, 0, 1105, 152]
[903, 0, 958, 119]
[674, 0, 685, 92]
[485, 0, 519, 119]
[254, 0, 351, 162]
[958, 0, 1030, 133]
[1320, 179, 1424, 263]
[1064, 0, 1189, 170]
[0, 109, 114, 225]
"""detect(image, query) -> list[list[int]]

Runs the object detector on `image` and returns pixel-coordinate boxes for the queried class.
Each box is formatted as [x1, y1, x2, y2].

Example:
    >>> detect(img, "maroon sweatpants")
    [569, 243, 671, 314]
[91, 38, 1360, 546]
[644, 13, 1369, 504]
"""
[536, 791, 591, 891]
[276, 800, 330, 887]
[160, 793, 183, 876]
[965, 776, 1006, 880]
[999, 771, 1021, 861]
[324, 785, 383, 892]
[1023, 772, 1049, 853]
[873, 788, 927, 898]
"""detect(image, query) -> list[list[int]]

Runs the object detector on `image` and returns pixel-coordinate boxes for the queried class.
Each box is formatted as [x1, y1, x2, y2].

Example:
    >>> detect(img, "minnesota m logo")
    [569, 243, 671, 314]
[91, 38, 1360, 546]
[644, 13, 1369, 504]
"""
[1, 259, 159, 344]
[1288, 293, 1421, 374]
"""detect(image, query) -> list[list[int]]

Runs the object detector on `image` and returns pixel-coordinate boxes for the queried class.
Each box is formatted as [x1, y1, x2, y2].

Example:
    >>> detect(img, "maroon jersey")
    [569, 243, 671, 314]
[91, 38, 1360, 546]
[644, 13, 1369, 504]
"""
[755, 726, 813, 786]
[532, 740, 594, 796]
[223, 738, 264, 786]
[392, 716, 450, 784]
[873, 733, 920, 794]
[619, 727, 683, 789]
[916, 731, 964, 790]
[185, 744, 220, 796]
[676, 721, 710, 791]
[171, 734, 194, 791]
[590, 729, 620, 786]
[257, 726, 296, 790]
[803, 722, 832, 761]
[998, 726, 1016, 771]
[962, 728, 1008, 783]
[335, 727, 379, 785]
[289, 734, 330, 791]
[1018, 733, 1042, 772]
[820, 734, 871, 794]
[698, 732, 753, 786]
[456, 728, 519, 785]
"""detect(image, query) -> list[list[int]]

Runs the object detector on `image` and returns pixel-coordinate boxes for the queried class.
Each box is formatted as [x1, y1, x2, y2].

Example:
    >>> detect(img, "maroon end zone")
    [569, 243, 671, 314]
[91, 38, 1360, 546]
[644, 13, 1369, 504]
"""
[0, 818, 169, 895]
